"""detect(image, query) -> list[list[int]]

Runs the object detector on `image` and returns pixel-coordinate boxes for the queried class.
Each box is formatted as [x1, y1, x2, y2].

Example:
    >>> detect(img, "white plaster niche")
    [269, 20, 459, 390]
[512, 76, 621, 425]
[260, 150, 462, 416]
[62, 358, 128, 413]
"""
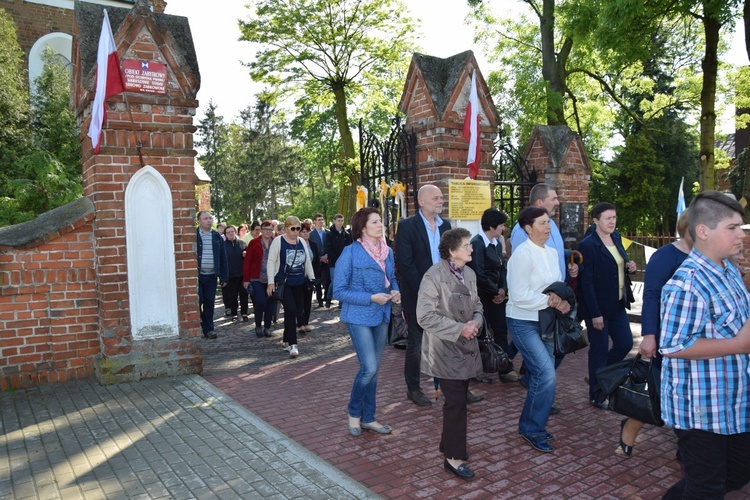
[125, 165, 179, 339]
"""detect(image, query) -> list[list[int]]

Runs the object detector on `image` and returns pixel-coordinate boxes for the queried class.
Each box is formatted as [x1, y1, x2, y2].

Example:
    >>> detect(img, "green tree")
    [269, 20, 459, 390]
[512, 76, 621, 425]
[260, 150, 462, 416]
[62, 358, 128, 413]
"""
[239, 0, 416, 217]
[0, 8, 31, 189]
[196, 101, 230, 223]
[31, 47, 81, 182]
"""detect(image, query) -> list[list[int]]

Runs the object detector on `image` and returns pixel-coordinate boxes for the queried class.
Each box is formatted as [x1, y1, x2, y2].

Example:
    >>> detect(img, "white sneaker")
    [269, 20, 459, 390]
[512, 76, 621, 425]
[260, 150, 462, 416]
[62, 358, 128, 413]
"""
[289, 345, 299, 358]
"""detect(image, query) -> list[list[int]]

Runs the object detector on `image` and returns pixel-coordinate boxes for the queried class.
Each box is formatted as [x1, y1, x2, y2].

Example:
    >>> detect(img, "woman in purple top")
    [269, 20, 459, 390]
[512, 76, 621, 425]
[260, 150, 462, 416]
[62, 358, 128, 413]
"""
[618, 211, 692, 457]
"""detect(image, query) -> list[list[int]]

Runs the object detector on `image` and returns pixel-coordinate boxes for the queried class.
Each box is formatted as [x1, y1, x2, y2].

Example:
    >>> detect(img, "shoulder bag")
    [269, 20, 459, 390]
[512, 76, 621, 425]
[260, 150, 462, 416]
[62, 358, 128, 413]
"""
[603, 354, 664, 427]
[478, 317, 510, 374]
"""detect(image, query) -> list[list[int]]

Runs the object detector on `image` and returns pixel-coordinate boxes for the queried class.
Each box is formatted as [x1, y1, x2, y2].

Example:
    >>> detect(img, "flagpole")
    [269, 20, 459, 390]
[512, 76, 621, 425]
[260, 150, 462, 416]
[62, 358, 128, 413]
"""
[121, 92, 145, 168]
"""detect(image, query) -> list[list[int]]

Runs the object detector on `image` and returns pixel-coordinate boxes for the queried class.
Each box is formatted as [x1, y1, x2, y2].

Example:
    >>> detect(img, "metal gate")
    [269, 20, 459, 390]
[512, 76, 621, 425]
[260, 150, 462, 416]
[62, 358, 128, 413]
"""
[493, 127, 537, 222]
[359, 115, 418, 234]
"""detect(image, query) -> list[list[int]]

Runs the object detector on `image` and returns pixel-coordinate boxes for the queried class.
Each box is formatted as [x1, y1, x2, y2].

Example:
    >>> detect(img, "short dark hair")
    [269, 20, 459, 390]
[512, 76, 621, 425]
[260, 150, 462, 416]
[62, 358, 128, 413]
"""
[350, 207, 380, 240]
[314, 213, 324, 220]
[439, 228, 471, 260]
[249, 221, 260, 230]
[529, 183, 554, 205]
[591, 202, 616, 220]
[333, 213, 344, 220]
[260, 219, 273, 229]
[480, 208, 508, 231]
[517, 206, 548, 233]
[687, 190, 744, 240]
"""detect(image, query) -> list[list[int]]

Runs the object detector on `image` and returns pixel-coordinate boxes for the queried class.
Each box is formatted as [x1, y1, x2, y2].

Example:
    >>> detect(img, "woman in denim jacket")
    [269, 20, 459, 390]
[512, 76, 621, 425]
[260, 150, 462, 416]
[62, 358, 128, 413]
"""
[334, 207, 400, 437]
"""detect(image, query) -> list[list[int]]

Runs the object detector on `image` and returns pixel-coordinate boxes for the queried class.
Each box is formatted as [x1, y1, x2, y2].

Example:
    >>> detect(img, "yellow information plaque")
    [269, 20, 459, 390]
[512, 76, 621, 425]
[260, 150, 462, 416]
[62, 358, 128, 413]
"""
[448, 179, 492, 220]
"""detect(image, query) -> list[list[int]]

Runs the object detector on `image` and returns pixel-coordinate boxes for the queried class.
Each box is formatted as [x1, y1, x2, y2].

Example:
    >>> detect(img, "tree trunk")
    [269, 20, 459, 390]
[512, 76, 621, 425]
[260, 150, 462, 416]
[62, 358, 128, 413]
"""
[539, 0, 566, 125]
[698, 4, 720, 191]
[741, 0, 750, 222]
[331, 83, 359, 218]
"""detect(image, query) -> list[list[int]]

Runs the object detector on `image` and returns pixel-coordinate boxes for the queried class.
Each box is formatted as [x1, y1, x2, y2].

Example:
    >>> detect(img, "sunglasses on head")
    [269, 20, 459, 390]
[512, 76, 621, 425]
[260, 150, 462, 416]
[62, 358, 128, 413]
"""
[289, 226, 301, 231]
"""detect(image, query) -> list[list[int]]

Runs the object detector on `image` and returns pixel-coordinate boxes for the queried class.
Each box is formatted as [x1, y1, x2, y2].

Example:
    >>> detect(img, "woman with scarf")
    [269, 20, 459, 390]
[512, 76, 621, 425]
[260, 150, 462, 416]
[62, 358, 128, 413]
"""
[334, 207, 400, 438]
[417, 227, 484, 479]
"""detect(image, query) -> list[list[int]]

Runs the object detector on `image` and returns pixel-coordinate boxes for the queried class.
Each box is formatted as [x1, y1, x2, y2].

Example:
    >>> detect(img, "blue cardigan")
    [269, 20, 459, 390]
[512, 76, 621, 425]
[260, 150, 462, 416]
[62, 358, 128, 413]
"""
[578, 230, 630, 320]
[333, 241, 398, 327]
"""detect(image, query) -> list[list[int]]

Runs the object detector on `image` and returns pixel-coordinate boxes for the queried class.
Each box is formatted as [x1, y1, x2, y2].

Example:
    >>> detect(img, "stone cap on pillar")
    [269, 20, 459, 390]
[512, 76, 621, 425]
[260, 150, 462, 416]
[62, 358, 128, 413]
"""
[72, 0, 200, 115]
[398, 50, 500, 130]
[523, 125, 591, 173]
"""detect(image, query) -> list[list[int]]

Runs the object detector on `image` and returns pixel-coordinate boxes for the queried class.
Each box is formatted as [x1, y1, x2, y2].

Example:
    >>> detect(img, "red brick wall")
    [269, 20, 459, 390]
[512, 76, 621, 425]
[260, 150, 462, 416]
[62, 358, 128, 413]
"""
[401, 65, 497, 214]
[0, 214, 97, 390]
[3, 0, 165, 60]
[72, 6, 201, 383]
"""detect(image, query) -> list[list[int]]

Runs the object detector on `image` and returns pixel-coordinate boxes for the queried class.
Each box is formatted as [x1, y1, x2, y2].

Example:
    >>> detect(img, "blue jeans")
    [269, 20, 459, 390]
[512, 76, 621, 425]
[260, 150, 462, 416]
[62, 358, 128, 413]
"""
[198, 273, 217, 334]
[347, 322, 388, 423]
[507, 317, 556, 437]
[250, 281, 274, 329]
[585, 307, 632, 400]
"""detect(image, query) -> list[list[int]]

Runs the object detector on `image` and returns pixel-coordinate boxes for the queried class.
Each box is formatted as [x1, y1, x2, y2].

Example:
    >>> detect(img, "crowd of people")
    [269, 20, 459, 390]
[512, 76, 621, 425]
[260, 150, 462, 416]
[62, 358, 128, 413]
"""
[195, 184, 750, 494]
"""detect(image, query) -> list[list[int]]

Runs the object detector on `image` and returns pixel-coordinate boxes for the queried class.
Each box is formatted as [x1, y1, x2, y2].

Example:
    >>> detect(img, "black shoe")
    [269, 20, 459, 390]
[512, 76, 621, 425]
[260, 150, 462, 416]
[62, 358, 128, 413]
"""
[203, 331, 217, 339]
[225, 311, 232, 317]
[407, 389, 432, 406]
[317, 302, 324, 308]
[521, 433, 552, 453]
[619, 418, 634, 456]
[550, 405, 561, 415]
[242, 315, 249, 322]
[466, 391, 484, 404]
[325, 301, 331, 308]
[443, 459, 474, 479]
[590, 399, 608, 410]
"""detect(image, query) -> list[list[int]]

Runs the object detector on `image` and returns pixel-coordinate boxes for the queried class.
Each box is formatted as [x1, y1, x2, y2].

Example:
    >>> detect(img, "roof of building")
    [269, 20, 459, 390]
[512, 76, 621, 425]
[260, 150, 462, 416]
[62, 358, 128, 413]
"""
[716, 133, 735, 158]
[76, 0, 199, 85]
[411, 51, 473, 119]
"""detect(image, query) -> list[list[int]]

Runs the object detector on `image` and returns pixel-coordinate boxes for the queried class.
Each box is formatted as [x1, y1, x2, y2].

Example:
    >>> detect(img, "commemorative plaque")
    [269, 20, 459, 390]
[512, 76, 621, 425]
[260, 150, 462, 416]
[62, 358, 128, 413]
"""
[122, 59, 168, 94]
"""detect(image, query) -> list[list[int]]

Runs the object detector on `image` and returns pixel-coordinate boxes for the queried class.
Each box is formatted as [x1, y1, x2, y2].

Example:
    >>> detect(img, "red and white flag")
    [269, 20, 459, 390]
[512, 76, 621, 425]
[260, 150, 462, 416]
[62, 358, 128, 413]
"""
[462, 70, 481, 179]
[87, 9, 124, 154]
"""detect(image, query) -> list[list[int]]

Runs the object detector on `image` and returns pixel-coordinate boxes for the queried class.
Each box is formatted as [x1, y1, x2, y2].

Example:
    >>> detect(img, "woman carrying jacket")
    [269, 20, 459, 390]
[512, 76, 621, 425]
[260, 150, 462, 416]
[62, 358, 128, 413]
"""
[417, 227, 483, 479]
[334, 207, 400, 438]
[578, 202, 637, 406]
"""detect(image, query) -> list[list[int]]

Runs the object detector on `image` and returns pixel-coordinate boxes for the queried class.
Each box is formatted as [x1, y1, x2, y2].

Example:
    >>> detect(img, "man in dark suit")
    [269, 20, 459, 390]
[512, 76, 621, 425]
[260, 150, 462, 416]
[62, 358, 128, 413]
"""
[309, 213, 330, 307]
[396, 184, 453, 406]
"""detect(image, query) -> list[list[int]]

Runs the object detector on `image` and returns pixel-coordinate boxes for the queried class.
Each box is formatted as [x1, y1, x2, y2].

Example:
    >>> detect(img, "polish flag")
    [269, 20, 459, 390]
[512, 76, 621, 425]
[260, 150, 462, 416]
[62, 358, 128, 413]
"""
[87, 9, 124, 154]
[462, 70, 481, 179]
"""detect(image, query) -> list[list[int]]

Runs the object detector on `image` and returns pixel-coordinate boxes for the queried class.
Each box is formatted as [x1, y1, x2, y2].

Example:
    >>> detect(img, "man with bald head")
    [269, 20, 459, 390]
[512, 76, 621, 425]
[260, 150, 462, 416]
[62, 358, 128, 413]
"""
[395, 184, 454, 406]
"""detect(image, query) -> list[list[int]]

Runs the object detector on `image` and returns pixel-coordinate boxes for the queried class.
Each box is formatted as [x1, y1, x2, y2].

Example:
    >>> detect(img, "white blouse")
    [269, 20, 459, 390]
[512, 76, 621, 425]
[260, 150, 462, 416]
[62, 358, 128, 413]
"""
[506, 239, 562, 321]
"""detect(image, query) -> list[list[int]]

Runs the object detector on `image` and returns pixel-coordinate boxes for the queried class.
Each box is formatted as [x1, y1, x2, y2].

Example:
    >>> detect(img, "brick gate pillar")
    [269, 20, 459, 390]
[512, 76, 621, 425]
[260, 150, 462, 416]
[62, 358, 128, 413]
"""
[522, 125, 591, 248]
[72, 0, 202, 383]
[398, 51, 500, 214]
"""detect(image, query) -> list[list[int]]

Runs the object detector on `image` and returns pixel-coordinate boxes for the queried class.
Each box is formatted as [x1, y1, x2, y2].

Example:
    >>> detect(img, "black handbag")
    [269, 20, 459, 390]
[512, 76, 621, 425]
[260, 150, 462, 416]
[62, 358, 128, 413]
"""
[478, 318, 510, 373]
[606, 355, 664, 427]
[553, 311, 588, 356]
[270, 279, 286, 301]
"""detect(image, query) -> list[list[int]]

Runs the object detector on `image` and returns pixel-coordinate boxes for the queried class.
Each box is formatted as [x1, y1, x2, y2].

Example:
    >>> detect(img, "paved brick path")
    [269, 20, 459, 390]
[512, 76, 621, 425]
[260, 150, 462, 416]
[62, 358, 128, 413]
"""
[204, 303, 750, 499]
[0, 374, 374, 499]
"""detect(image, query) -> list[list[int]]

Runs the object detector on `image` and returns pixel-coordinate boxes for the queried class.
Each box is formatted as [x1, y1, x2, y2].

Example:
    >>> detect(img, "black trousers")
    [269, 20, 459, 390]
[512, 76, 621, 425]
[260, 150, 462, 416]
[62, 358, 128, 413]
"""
[223, 276, 248, 315]
[301, 285, 313, 326]
[404, 312, 424, 392]
[439, 378, 470, 461]
[282, 284, 305, 345]
[663, 428, 750, 499]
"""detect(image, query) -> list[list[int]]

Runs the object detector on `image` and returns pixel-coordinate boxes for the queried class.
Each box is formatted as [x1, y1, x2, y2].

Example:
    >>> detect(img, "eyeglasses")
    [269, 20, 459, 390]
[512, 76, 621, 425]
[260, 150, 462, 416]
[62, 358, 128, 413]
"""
[289, 226, 301, 232]
[261, 227, 273, 231]
[459, 244, 472, 250]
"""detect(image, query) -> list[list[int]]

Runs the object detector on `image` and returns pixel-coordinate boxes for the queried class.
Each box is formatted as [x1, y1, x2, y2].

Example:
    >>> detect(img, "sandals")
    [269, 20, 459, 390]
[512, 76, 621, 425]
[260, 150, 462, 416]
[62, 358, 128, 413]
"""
[361, 421, 393, 434]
